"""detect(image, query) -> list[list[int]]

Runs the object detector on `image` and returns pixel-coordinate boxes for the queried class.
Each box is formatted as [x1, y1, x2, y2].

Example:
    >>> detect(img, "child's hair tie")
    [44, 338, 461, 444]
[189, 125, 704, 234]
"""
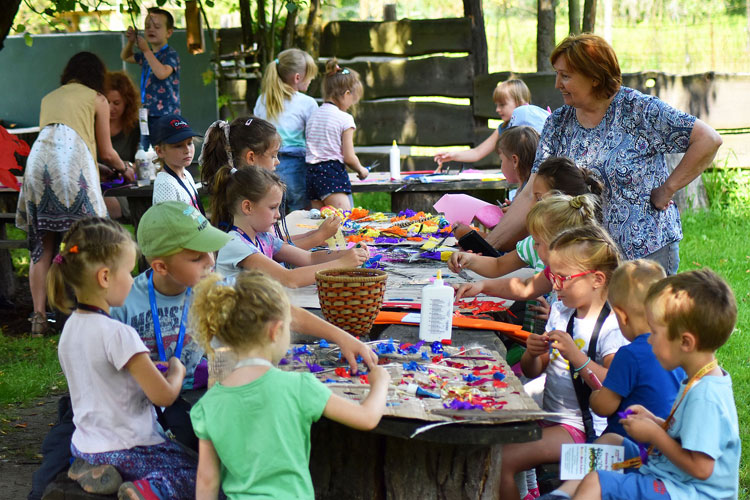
[245, 118, 253, 127]
[341, 68, 350, 75]
[274, 58, 279, 65]
[68, 245, 79, 254]
[53, 254, 63, 264]
[230, 167, 238, 174]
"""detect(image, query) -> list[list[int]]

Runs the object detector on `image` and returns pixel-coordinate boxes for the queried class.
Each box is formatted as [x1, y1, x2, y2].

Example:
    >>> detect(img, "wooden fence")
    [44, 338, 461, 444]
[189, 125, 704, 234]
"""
[220, 19, 750, 170]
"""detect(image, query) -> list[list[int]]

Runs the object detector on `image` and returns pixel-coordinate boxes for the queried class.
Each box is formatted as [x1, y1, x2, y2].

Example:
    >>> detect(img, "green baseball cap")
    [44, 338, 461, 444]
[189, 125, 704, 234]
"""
[137, 201, 231, 257]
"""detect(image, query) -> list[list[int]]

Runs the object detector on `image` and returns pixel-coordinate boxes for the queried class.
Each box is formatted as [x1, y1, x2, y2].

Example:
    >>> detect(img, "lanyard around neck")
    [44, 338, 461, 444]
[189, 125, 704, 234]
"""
[234, 357, 274, 369]
[232, 225, 264, 254]
[163, 165, 205, 216]
[77, 303, 111, 318]
[147, 269, 191, 362]
[140, 44, 169, 104]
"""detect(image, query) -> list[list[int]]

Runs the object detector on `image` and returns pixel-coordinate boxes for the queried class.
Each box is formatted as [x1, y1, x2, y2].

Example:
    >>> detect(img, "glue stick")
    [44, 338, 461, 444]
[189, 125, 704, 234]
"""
[419, 270, 454, 342]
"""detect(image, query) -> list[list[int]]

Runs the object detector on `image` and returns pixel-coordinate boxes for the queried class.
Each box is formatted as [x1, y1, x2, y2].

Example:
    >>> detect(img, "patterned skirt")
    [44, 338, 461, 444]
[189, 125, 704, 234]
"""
[15, 124, 107, 262]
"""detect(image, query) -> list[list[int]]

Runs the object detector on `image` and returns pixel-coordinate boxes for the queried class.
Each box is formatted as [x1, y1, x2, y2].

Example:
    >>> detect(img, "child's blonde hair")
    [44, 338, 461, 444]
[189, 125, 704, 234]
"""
[493, 78, 531, 105]
[191, 271, 291, 356]
[47, 217, 136, 314]
[210, 165, 286, 229]
[608, 260, 666, 315]
[260, 48, 318, 121]
[322, 58, 363, 103]
[646, 268, 737, 351]
[549, 225, 622, 284]
[496, 126, 540, 185]
[526, 193, 599, 244]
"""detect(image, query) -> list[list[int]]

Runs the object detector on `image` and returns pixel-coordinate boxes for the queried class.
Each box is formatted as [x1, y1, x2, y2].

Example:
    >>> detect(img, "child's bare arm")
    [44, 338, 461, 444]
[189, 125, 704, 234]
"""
[121, 27, 137, 62]
[290, 306, 378, 372]
[449, 250, 526, 278]
[196, 439, 221, 500]
[520, 333, 550, 378]
[477, 271, 553, 301]
[323, 362, 390, 430]
[125, 353, 184, 407]
[341, 128, 368, 180]
[589, 387, 623, 417]
[434, 129, 499, 168]
[622, 416, 716, 480]
[141, 47, 174, 80]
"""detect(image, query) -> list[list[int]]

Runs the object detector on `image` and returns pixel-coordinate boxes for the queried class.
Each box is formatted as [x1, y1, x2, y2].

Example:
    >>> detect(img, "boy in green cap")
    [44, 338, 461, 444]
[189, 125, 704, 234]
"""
[112, 201, 377, 450]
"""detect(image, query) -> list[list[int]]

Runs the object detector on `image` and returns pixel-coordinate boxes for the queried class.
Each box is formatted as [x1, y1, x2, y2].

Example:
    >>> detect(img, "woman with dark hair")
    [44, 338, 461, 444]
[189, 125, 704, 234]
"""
[486, 34, 722, 275]
[15, 51, 127, 336]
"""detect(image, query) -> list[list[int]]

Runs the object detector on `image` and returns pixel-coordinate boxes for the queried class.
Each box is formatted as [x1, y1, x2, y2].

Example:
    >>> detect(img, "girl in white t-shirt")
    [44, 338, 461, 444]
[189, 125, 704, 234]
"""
[305, 58, 369, 210]
[254, 48, 319, 212]
[498, 224, 626, 499]
[210, 165, 369, 287]
[48, 217, 196, 499]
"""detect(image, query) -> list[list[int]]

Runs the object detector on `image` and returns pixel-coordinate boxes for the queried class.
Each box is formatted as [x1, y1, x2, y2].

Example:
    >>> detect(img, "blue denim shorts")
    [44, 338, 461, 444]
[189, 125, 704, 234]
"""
[276, 153, 309, 212]
[644, 241, 680, 276]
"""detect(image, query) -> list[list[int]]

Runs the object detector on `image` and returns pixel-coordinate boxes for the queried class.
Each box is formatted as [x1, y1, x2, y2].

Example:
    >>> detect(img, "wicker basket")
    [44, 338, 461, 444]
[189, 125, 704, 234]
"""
[315, 268, 388, 336]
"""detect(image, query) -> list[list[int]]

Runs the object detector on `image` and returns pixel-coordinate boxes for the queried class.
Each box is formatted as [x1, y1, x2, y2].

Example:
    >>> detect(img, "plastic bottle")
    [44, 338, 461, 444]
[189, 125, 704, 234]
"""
[145, 145, 158, 180]
[135, 144, 150, 186]
[419, 270, 455, 342]
[389, 140, 401, 180]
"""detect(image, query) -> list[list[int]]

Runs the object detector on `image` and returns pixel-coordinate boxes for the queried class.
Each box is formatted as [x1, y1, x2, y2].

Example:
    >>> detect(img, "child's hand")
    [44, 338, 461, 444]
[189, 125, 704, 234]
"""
[167, 356, 186, 379]
[318, 215, 341, 239]
[448, 251, 473, 274]
[356, 166, 369, 180]
[621, 412, 662, 443]
[454, 281, 484, 301]
[528, 296, 551, 322]
[525, 332, 551, 358]
[623, 404, 659, 424]
[135, 34, 150, 52]
[367, 363, 391, 389]
[125, 26, 137, 43]
[433, 151, 455, 172]
[339, 334, 378, 374]
[340, 244, 369, 267]
[547, 329, 578, 359]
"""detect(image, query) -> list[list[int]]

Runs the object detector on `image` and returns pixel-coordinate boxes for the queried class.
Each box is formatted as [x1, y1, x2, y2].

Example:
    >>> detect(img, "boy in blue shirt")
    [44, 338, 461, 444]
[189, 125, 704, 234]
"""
[542, 268, 740, 500]
[121, 7, 181, 142]
[589, 259, 685, 437]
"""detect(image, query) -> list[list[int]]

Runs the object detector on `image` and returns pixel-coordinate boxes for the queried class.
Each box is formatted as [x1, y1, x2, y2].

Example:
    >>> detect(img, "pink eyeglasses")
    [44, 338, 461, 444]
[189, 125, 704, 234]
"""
[547, 269, 596, 289]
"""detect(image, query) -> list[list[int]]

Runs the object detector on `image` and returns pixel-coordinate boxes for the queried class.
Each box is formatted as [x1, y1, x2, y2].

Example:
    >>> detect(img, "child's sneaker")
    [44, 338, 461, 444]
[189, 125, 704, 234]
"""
[118, 479, 164, 500]
[529, 486, 541, 498]
[67, 457, 122, 494]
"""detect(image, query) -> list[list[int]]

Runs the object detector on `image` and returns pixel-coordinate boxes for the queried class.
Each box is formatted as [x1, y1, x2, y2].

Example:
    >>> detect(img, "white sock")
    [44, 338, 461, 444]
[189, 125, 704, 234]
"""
[526, 468, 538, 491]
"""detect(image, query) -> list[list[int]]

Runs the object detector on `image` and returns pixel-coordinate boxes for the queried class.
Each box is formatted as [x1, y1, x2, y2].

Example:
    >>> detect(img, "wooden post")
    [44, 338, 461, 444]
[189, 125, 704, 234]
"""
[185, 0, 205, 55]
[238, 0, 255, 51]
[384, 4, 397, 21]
[569, 0, 581, 34]
[536, 0, 556, 71]
[464, 0, 489, 139]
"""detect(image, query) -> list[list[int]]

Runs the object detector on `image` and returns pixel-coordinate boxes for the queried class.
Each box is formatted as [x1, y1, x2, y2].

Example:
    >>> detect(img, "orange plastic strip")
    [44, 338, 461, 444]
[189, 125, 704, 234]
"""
[373, 311, 530, 343]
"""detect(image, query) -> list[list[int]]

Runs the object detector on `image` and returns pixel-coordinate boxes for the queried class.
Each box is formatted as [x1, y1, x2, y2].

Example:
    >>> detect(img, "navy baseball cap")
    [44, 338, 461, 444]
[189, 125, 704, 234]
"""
[150, 114, 200, 145]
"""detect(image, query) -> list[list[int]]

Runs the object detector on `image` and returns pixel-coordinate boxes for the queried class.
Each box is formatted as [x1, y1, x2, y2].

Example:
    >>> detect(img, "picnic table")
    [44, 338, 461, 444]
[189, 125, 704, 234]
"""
[103, 169, 510, 231]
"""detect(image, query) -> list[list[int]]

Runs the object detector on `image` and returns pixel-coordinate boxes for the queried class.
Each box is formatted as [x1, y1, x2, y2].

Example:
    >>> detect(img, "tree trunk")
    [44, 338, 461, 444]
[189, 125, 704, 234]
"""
[281, 4, 297, 51]
[463, 0, 489, 137]
[537, 0, 556, 71]
[0, 0, 22, 52]
[602, 0, 612, 42]
[238, 0, 255, 50]
[569, 0, 581, 35]
[582, 0, 597, 33]
[257, 0, 269, 65]
[303, 0, 322, 58]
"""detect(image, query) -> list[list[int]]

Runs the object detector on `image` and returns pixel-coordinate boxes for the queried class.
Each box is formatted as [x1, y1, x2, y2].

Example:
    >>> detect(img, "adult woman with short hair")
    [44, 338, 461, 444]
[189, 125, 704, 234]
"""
[486, 34, 722, 275]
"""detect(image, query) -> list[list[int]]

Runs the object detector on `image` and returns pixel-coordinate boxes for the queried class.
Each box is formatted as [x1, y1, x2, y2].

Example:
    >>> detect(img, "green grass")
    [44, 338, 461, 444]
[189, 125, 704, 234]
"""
[0, 334, 66, 418]
[678, 206, 750, 499]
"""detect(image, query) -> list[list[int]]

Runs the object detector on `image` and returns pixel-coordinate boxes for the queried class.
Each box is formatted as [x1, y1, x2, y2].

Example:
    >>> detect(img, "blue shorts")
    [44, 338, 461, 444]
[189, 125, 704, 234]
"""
[277, 152, 309, 212]
[597, 438, 671, 500]
[306, 160, 352, 201]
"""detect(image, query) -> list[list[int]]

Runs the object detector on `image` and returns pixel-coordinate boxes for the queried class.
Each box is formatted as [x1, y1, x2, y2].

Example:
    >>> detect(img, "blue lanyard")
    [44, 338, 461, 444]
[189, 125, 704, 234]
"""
[163, 165, 205, 215]
[77, 303, 111, 318]
[140, 45, 169, 104]
[232, 225, 264, 255]
[147, 269, 191, 361]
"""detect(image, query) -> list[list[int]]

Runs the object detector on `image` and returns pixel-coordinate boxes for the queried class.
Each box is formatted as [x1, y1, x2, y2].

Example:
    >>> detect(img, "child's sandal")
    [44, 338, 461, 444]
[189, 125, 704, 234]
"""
[118, 479, 163, 500]
[68, 457, 123, 495]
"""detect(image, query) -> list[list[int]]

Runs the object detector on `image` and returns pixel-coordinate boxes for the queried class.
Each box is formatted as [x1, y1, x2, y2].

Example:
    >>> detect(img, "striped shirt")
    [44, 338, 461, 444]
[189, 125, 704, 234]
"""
[305, 103, 356, 164]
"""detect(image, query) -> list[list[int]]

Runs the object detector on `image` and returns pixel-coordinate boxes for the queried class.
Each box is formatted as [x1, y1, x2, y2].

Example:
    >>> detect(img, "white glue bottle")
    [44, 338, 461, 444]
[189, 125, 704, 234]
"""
[389, 140, 401, 180]
[419, 270, 455, 342]
[135, 144, 150, 186]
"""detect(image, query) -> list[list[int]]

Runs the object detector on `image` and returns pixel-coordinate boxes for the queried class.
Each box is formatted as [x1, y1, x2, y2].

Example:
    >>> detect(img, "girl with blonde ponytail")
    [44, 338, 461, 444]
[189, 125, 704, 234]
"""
[254, 48, 319, 212]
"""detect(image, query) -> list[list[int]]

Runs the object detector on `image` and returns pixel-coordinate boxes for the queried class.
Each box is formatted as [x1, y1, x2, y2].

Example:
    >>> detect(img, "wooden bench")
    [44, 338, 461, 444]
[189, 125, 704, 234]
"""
[0, 210, 27, 302]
